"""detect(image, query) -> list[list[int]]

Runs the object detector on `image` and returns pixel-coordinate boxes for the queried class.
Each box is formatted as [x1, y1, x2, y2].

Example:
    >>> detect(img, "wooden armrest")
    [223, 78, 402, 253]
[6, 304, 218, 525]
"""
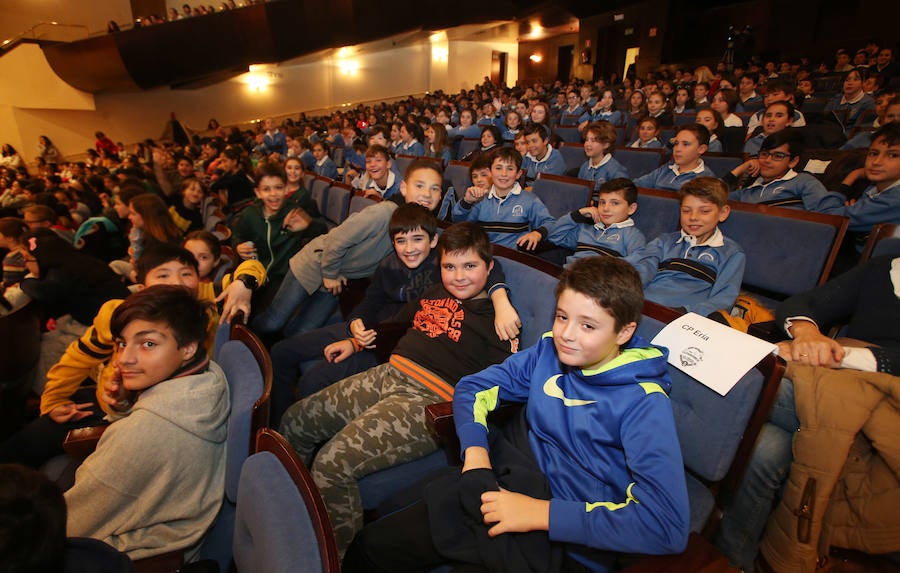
[424, 401, 526, 465]
[63, 424, 109, 458]
[617, 533, 737, 572]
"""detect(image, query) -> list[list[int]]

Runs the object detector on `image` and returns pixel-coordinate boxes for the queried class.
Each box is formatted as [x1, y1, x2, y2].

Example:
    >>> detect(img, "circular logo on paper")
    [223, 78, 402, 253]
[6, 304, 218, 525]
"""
[680, 346, 704, 367]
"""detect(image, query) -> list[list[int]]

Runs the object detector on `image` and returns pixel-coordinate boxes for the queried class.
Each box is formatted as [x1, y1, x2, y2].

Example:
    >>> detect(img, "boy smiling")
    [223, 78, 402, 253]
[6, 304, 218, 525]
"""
[65, 286, 228, 561]
[344, 257, 689, 573]
[452, 148, 555, 251]
[628, 177, 745, 317]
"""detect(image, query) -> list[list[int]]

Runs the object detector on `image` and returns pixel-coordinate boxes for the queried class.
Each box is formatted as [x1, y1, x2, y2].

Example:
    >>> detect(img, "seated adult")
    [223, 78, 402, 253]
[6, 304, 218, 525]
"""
[716, 254, 900, 571]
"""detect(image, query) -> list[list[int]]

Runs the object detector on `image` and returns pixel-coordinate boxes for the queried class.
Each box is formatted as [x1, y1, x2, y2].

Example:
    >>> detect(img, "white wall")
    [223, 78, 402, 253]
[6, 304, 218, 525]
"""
[2, 35, 517, 162]
[447, 41, 519, 92]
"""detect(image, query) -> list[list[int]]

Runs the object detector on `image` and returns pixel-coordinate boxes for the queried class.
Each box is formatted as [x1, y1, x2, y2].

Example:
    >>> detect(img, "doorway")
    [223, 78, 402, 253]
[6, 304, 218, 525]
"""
[557, 45, 574, 82]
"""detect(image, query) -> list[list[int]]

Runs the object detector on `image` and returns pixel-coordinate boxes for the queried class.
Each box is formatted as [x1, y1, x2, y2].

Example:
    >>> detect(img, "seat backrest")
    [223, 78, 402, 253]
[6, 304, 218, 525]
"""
[324, 182, 351, 226]
[330, 146, 344, 168]
[702, 153, 744, 177]
[635, 301, 784, 530]
[393, 154, 416, 177]
[233, 429, 339, 573]
[558, 143, 586, 173]
[492, 246, 561, 349]
[612, 148, 667, 179]
[634, 188, 849, 302]
[302, 172, 316, 192]
[532, 173, 592, 218]
[456, 138, 480, 160]
[310, 176, 330, 215]
[348, 194, 379, 217]
[860, 223, 900, 261]
[720, 202, 848, 297]
[443, 160, 471, 194]
[554, 126, 582, 143]
[674, 113, 697, 126]
[631, 188, 680, 242]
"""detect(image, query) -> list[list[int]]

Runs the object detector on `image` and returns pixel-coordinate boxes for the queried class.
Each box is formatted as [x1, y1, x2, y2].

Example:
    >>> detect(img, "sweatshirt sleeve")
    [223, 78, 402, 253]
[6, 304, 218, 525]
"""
[548, 392, 690, 554]
[546, 213, 582, 249]
[41, 299, 121, 415]
[319, 203, 394, 280]
[453, 342, 543, 456]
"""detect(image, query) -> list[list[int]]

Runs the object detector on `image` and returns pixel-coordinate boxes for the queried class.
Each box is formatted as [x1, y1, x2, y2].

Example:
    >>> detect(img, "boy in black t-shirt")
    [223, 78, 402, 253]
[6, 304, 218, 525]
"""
[279, 222, 518, 554]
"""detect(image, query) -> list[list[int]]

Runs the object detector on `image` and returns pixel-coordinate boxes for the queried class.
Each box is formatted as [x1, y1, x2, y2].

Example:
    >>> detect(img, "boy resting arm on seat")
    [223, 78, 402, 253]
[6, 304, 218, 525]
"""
[547, 178, 646, 265]
[626, 177, 745, 317]
[65, 285, 228, 561]
[452, 147, 555, 251]
[344, 257, 689, 572]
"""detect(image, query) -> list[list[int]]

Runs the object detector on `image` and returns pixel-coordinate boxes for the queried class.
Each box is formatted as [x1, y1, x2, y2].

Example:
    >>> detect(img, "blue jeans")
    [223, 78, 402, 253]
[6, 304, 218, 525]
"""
[251, 272, 338, 336]
[715, 377, 799, 572]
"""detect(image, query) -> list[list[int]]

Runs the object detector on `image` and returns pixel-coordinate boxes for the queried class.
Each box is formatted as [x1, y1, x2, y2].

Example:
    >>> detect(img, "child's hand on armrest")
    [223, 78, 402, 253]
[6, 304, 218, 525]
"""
[481, 489, 550, 536]
[516, 230, 543, 251]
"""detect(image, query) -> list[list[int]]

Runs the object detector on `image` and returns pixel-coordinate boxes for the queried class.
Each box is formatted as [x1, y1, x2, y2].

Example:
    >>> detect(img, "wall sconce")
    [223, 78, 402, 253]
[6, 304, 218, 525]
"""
[529, 53, 543, 64]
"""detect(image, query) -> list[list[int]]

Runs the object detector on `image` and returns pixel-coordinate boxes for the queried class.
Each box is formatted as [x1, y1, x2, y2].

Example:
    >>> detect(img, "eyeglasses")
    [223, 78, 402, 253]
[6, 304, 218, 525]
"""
[759, 150, 791, 161]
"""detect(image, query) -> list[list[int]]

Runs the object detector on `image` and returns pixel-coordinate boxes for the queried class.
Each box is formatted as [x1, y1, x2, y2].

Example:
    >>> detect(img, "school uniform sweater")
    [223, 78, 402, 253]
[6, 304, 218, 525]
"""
[547, 214, 646, 265]
[632, 160, 716, 191]
[453, 334, 690, 570]
[452, 183, 556, 248]
[313, 156, 339, 180]
[627, 228, 745, 317]
[831, 179, 900, 232]
[579, 110, 625, 126]
[522, 148, 568, 185]
[577, 155, 629, 191]
[725, 170, 846, 212]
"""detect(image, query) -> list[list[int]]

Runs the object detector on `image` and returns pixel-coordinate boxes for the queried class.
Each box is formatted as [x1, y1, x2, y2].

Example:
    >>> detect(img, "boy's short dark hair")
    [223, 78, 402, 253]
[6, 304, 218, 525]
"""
[677, 124, 711, 146]
[872, 122, 900, 147]
[490, 147, 523, 170]
[760, 129, 804, 157]
[523, 123, 549, 141]
[365, 144, 392, 161]
[0, 464, 67, 573]
[599, 178, 638, 205]
[469, 154, 493, 175]
[583, 121, 617, 151]
[696, 81, 710, 90]
[255, 162, 286, 182]
[135, 243, 199, 284]
[390, 203, 438, 239]
[480, 125, 503, 145]
[313, 141, 330, 153]
[368, 124, 389, 140]
[639, 116, 661, 130]
[437, 222, 492, 266]
[404, 157, 443, 181]
[111, 285, 209, 350]
[678, 176, 729, 209]
[555, 257, 643, 332]
[742, 71, 760, 85]
[766, 78, 796, 97]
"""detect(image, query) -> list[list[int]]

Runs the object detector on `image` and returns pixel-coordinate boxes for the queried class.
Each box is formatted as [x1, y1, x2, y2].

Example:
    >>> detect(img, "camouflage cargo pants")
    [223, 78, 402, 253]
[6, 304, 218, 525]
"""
[279, 362, 442, 554]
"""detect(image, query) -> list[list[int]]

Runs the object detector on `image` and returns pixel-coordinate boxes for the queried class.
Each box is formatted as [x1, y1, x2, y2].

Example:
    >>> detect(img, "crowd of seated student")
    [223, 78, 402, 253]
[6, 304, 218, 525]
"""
[2, 40, 900, 572]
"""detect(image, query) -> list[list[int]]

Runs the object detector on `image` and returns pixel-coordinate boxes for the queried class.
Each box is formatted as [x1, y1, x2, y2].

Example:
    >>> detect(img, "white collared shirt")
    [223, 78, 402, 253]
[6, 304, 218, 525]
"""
[588, 154, 613, 169]
[669, 158, 708, 176]
[316, 156, 328, 167]
[840, 91, 866, 105]
[526, 147, 552, 164]
[594, 217, 635, 232]
[488, 182, 523, 203]
[677, 226, 725, 247]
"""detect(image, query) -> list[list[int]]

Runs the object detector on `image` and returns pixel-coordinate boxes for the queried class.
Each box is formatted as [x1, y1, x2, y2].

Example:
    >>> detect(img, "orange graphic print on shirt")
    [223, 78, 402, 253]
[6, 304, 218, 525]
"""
[414, 298, 465, 342]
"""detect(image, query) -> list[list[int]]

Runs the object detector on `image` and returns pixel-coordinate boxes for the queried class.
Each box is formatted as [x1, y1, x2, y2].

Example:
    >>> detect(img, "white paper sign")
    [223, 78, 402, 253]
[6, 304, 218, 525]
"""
[651, 313, 777, 396]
